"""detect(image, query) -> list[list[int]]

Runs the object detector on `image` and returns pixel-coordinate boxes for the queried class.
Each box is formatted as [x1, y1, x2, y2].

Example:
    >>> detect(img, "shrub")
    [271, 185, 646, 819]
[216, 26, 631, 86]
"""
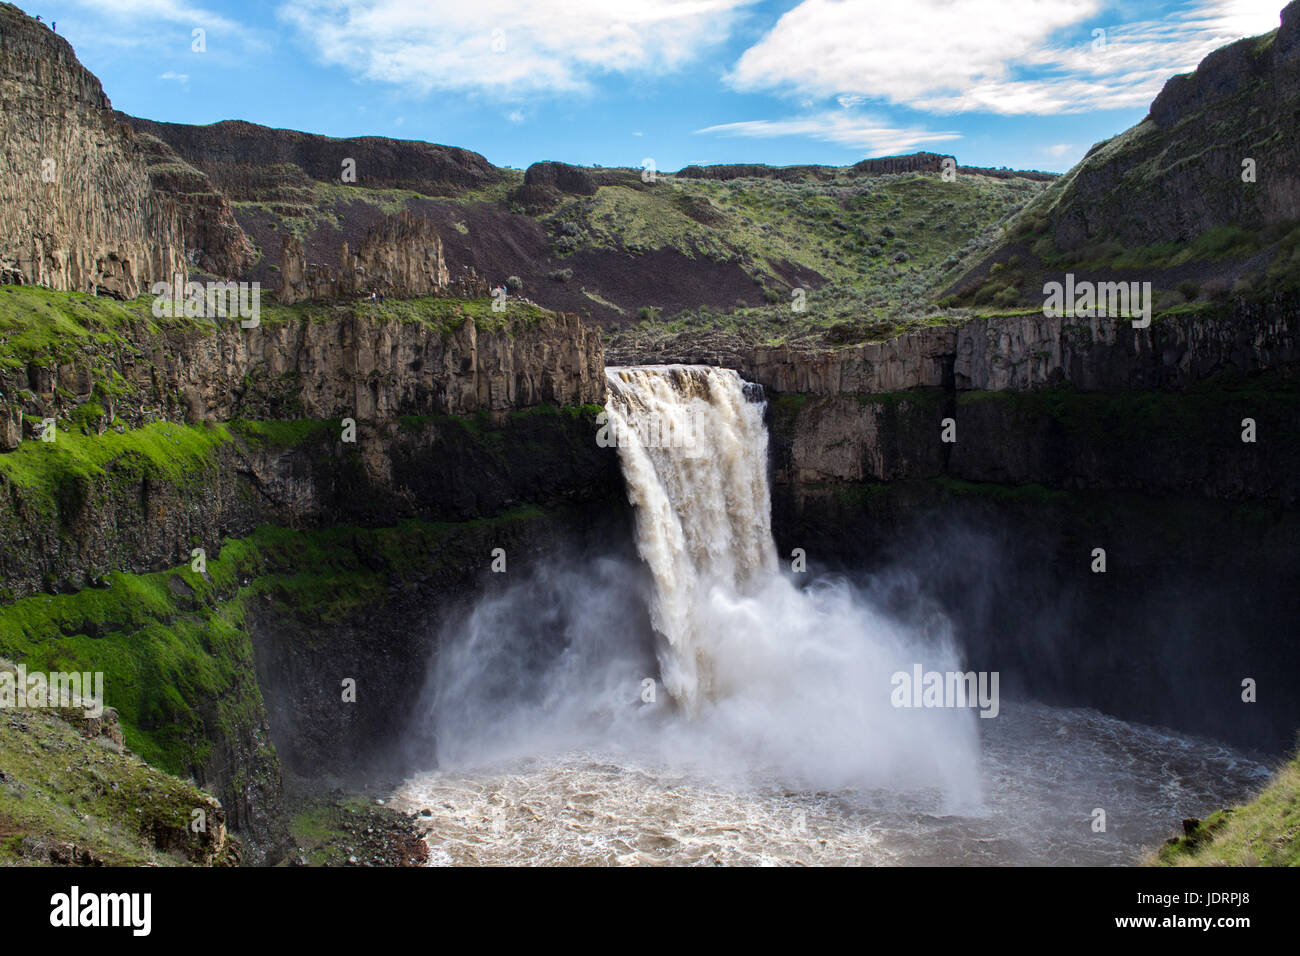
[1177, 279, 1200, 301]
[505, 275, 524, 294]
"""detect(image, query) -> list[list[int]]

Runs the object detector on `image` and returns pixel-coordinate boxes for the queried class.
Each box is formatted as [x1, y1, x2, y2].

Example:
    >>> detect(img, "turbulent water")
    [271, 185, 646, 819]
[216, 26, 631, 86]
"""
[394, 365, 1270, 865]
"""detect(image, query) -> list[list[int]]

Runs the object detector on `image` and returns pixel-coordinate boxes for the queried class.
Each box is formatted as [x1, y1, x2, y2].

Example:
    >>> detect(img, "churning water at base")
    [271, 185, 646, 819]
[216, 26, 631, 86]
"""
[395, 365, 1271, 865]
[394, 706, 1269, 866]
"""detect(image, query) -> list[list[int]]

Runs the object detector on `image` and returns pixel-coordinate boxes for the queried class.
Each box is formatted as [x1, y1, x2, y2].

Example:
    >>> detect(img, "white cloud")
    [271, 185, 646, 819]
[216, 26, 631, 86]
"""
[63, 0, 241, 32]
[727, 0, 1286, 115]
[158, 71, 190, 87]
[277, 0, 757, 97]
[1045, 143, 1074, 157]
[697, 112, 960, 155]
[57, 0, 263, 56]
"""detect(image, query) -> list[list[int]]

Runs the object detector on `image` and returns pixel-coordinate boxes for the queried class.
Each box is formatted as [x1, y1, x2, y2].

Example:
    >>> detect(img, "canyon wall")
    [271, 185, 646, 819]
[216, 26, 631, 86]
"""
[0, 290, 621, 855]
[741, 299, 1299, 396]
[0, 411, 626, 857]
[132, 130, 257, 278]
[753, 301, 1300, 753]
[0, 4, 187, 297]
[0, 303, 604, 453]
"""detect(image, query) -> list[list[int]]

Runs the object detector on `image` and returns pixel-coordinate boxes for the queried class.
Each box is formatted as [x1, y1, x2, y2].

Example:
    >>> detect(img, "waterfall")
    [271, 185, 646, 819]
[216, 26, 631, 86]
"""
[422, 363, 985, 798]
[603, 366, 778, 709]
[598, 364, 982, 794]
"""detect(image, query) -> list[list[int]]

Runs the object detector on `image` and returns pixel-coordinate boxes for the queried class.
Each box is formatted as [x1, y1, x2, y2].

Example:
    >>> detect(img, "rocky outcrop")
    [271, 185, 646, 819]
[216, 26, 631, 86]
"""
[508, 161, 599, 214]
[523, 161, 597, 196]
[131, 131, 256, 278]
[849, 152, 953, 176]
[745, 326, 957, 394]
[0, 5, 188, 298]
[1049, 0, 1300, 250]
[1149, 3, 1300, 129]
[955, 0, 1300, 275]
[279, 212, 468, 304]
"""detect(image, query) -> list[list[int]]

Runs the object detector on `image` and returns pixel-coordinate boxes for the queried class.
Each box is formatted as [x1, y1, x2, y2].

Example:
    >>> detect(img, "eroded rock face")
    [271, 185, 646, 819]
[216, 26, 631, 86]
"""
[0, 306, 605, 446]
[739, 301, 1299, 397]
[278, 212, 469, 304]
[746, 327, 958, 394]
[130, 130, 256, 278]
[744, 299, 1300, 498]
[0, 5, 187, 298]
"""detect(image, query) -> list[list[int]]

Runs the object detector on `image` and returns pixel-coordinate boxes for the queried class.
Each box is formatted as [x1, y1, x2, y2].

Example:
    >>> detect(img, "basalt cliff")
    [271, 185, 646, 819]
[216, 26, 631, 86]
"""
[0, 4, 186, 298]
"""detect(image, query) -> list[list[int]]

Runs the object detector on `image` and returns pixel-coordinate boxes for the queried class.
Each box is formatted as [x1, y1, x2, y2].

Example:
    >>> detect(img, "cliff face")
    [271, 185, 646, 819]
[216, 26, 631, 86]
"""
[0, 4, 187, 297]
[747, 299, 1299, 500]
[277, 212, 488, 304]
[741, 300, 1299, 396]
[0, 288, 623, 851]
[0, 303, 604, 457]
[132, 131, 257, 278]
[759, 317, 1300, 754]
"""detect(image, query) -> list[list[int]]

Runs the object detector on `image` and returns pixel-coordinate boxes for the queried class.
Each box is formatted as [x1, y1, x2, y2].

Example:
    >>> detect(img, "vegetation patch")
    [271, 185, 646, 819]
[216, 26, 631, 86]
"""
[0, 691, 236, 866]
[1153, 751, 1299, 866]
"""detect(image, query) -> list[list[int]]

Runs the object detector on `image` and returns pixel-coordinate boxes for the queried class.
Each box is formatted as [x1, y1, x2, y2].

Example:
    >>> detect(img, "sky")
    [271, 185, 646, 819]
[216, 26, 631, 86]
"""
[20, 0, 1289, 174]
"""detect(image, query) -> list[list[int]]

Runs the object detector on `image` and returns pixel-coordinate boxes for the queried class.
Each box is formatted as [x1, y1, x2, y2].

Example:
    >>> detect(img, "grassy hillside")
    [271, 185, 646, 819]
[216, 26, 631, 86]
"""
[1153, 751, 1300, 866]
[0, 687, 237, 866]
[123, 114, 1052, 347]
[948, 4, 1300, 312]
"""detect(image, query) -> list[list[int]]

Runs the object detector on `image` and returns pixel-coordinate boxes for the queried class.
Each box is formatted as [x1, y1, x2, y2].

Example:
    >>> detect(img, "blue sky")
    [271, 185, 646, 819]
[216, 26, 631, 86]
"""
[21, 0, 1288, 173]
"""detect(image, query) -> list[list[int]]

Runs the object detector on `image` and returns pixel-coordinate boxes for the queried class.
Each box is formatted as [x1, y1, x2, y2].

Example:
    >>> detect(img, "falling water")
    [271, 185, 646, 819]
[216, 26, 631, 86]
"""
[601, 365, 777, 708]
[394, 365, 1270, 865]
